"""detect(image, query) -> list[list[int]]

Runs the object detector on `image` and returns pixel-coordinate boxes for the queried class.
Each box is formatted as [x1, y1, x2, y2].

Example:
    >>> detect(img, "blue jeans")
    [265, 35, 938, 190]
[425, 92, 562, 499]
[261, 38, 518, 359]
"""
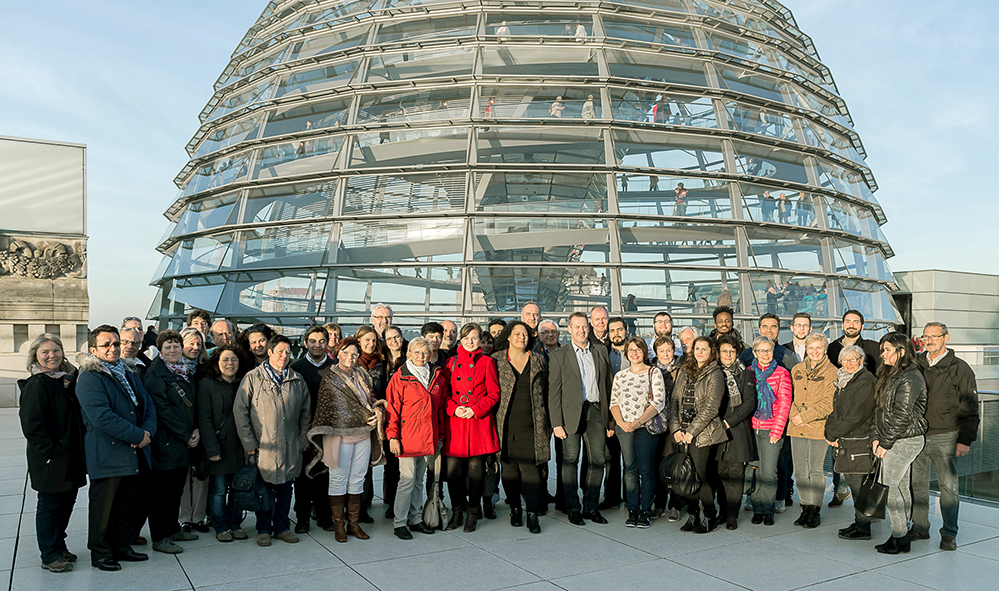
[911, 431, 960, 538]
[882, 436, 924, 538]
[560, 404, 607, 513]
[751, 432, 782, 515]
[255, 481, 293, 535]
[616, 426, 657, 513]
[36, 489, 78, 564]
[209, 473, 242, 534]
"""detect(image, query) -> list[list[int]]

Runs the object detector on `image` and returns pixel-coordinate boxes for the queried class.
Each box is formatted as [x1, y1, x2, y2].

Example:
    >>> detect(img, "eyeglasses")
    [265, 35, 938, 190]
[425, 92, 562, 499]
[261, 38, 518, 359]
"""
[371, 315, 391, 321]
[96, 342, 121, 349]
[120, 340, 141, 347]
[122, 317, 141, 323]
[754, 348, 773, 354]
[922, 334, 945, 340]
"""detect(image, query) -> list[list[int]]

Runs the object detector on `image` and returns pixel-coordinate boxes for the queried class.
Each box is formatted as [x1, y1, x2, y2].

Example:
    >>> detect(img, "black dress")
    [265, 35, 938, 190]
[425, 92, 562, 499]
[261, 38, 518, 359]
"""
[502, 359, 536, 464]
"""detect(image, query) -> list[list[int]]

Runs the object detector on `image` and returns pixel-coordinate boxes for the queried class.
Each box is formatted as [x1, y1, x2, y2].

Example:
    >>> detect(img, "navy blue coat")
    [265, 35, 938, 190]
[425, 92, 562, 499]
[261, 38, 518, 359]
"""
[75, 354, 156, 480]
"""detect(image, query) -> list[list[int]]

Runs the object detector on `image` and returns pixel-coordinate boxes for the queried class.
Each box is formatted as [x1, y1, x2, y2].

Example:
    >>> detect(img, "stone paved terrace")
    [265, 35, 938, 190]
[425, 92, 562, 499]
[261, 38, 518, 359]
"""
[2, 408, 997, 591]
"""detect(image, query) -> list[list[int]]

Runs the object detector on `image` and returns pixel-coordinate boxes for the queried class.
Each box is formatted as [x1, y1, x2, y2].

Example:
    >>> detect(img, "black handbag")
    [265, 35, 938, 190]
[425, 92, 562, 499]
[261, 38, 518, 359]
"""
[659, 444, 701, 498]
[231, 457, 274, 513]
[856, 457, 888, 519]
[833, 436, 872, 475]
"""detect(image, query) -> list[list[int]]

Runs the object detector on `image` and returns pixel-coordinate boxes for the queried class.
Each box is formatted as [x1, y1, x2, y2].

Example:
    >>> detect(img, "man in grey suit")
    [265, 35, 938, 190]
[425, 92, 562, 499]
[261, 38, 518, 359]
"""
[549, 312, 614, 525]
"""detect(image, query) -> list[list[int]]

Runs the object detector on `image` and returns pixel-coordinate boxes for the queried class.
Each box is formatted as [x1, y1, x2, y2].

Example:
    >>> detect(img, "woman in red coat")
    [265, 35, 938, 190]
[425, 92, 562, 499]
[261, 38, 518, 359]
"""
[384, 338, 449, 540]
[443, 323, 500, 533]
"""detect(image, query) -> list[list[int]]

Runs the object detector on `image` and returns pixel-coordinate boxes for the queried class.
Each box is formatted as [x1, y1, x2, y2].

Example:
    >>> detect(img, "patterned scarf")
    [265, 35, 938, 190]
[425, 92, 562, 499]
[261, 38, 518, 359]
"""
[753, 359, 778, 420]
[29, 364, 75, 389]
[721, 360, 745, 408]
[406, 360, 431, 390]
[103, 359, 138, 406]
[263, 361, 289, 388]
[165, 360, 191, 381]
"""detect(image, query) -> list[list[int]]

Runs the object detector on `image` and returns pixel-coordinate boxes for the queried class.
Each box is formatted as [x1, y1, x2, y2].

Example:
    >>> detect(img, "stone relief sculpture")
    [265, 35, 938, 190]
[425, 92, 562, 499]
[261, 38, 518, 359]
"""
[0, 236, 87, 280]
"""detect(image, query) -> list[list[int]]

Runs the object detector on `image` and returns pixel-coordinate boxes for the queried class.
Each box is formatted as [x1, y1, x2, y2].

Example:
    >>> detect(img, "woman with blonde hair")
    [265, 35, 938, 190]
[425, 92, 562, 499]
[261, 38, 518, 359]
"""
[18, 334, 85, 573]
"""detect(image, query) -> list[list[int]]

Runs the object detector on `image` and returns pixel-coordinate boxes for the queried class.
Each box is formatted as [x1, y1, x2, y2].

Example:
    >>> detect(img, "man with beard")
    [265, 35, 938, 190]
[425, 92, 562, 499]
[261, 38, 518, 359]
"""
[440, 320, 458, 356]
[597, 317, 630, 511]
[826, 310, 880, 373]
[739, 314, 797, 369]
[370, 304, 393, 341]
[709, 306, 743, 345]
[646, 311, 682, 361]
[290, 326, 334, 533]
[783, 312, 812, 363]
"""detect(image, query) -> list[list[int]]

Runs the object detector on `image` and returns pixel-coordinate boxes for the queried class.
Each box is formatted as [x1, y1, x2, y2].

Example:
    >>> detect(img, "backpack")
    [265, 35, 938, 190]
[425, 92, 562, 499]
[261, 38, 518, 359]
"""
[659, 444, 701, 498]
[230, 457, 274, 513]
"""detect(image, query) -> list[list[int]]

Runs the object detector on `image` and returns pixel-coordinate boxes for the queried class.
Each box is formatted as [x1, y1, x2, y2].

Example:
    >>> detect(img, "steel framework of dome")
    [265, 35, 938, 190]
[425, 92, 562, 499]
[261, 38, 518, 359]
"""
[150, 0, 900, 334]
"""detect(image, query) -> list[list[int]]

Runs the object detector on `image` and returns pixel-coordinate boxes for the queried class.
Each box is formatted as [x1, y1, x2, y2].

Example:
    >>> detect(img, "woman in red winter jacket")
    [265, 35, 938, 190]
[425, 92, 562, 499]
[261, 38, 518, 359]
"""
[443, 323, 500, 533]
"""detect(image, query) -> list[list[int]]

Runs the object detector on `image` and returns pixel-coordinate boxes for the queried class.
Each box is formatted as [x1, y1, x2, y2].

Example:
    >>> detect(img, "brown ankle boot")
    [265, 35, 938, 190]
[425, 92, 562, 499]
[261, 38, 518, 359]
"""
[346, 494, 370, 540]
[463, 506, 480, 533]
[329, 495, 347, 543]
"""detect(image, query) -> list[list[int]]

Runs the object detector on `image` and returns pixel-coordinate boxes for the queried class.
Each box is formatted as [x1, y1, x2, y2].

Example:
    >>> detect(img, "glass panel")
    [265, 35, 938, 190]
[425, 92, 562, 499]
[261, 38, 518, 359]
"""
[610, 88, 717, 128]
[825, 197, 881, 241]
[732, 141, 810, 185]
[723, 101, 797, 142]
[785, 84, 845, 121]
[375, 14, 477, 43]
[242, 181, 336, 224]
[477, 126, 604, 164]
[745, 225, 826, 273]
[287, 27, 368, 61]
[618, 176, 734, 219]
[618, 221, 739, 266]
[181, 153, 251, 198]
[814, 158, 874, 203]
[840, 280, 902, 324]
[605, 51, 708, 86]
[474, 172, 606, 214]
[277, 60, 361, 98]
[478, 85, 600, 120]
[747, 272, 835, 318]
[172, 191, 240, 237]
[279, 1, 379, 37]
[164, 234, 235, 278]
[349, 127, 467, 168]
[831, 241, 894, 282]
[801, 119, 863, 163]
[716, 67, 785, 103]
[332, 267, 462, 314]
[470, 266, 612, 313]
[481, 46, 599, 77]
[343, 173, 466, 216]
[337, 218, 464, 264]
[739, 184, 816, 227]
[262, 97, 350, 138]
[365, 47, 475, 83]
[484, 14, 593, 38]
[601, 16, 698, 48]
[472, 218, 610, 263]
[220, 270, 328, 316]
[356, 87, 471, 125]
[619, 268, 740, 318]
[218, 46, 290, 89]
[703, 31, 783, 71]
[614, 130, 725, 174]
[252, 136, 343, 180]
[206, 78, 277, 122]
[194, 115, 263, 158]
[236, 223, 332, 269]
[623, 0, 692, 15]
[166, 275, 227, 313]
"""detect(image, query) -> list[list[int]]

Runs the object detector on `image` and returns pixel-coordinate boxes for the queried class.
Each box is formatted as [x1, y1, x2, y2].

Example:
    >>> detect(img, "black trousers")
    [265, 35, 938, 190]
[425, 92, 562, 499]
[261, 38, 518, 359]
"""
[553, 437, 566, 509]
[716, 460, 747, 519]
[35, 489, 78, 564]
[88, 474, 142, 559]
[604, 433, 623, 503]
[446, 455, 487, 510]
[382, 442, 400, 509]
[501, 461, 543, 513]
[684, 444, 718, 518]
[146, 467, 187, 543]
[777, 437, 794, 501]
[293, 471, 332, 525]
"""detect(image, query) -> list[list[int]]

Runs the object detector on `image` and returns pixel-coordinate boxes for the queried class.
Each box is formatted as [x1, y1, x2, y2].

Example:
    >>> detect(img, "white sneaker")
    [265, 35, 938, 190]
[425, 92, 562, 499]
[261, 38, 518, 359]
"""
[667, 508, 680, 522]
[775, 500, 786, 514]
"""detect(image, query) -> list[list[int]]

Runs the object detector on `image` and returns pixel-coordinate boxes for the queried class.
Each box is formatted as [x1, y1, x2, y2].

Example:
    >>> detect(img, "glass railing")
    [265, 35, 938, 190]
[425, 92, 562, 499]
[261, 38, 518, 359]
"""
[940, 392, 998, 503]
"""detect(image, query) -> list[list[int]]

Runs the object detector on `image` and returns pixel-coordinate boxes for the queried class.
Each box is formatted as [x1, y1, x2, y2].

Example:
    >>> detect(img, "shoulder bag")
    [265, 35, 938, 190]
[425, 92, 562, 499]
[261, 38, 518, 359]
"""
[659, 443, 701, 498]
[645, 368, 670, 435]
[856, 457, 888, 519]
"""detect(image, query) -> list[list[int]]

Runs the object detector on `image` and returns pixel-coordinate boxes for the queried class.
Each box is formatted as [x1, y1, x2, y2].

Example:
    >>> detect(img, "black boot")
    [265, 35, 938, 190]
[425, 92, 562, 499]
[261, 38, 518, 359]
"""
[526, 512, 541, 534]
[875, 535, 911, 554]
[483, 499, 497, 520]
[805, 507, 821, 529]
[510, 505, 523, 527]
[445, 504, 465, 531]
[794, 506, 811, 527]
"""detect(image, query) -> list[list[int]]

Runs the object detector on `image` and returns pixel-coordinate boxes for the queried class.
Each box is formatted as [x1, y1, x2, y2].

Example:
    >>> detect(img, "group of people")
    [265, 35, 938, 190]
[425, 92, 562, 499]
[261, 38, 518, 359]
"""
[18, 301, 979, 573]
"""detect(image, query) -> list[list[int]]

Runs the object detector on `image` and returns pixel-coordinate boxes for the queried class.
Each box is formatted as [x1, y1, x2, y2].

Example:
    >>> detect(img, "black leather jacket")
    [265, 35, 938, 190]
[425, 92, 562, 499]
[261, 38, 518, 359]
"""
[872, 364, 928, 450]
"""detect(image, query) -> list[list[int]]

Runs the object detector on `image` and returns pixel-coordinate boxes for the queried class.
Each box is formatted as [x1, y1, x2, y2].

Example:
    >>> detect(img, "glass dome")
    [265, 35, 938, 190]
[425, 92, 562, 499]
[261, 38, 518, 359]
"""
[150, 0, 900, 334]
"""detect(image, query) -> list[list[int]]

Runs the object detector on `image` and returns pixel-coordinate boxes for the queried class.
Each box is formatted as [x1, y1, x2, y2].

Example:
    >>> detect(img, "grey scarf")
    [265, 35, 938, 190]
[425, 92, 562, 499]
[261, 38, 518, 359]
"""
[835, 366, 859, 389]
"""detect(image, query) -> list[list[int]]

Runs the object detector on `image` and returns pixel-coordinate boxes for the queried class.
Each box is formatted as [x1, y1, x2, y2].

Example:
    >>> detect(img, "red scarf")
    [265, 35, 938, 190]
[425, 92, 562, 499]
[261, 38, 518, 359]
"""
[358, 351, 381, 371]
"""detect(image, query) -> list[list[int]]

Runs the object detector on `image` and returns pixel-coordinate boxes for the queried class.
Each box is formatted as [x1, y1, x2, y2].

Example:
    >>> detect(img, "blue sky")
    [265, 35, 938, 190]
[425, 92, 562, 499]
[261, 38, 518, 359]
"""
[1, 0, 995, 327]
